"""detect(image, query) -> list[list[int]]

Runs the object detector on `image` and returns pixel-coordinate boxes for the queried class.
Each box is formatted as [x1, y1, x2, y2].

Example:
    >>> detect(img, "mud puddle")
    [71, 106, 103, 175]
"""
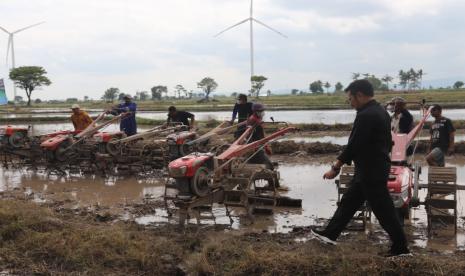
[0, 168, 166, 206]
[2, 157, 465, 252]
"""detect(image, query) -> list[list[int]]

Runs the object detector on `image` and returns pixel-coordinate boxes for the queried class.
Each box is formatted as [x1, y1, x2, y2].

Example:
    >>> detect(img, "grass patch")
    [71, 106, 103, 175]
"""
[0, 200, 464, 275]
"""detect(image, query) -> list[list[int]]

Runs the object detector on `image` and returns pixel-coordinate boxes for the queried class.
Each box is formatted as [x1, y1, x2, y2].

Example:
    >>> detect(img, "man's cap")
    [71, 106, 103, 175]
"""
[71, 104, 80, 109]
[168, 106, 176, 112]
[123, 95, 131, 100]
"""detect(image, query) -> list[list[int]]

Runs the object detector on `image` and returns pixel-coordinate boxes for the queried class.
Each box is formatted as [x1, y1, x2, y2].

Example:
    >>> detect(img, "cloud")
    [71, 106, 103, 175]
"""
[0, 0, 463, 100]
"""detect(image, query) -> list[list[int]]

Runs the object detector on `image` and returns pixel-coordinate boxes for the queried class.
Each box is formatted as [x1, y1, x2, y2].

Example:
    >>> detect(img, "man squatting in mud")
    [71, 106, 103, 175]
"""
[313, 79, 410, 257]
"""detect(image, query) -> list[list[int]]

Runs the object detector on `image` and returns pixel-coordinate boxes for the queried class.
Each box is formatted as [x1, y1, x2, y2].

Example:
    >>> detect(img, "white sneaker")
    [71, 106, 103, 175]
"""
[311, 229, 337, 245]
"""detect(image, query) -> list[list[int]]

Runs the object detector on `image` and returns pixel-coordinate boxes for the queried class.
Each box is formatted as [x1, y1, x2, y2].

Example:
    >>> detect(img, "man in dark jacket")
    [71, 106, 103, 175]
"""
[112, 95, 137, 136]
[390, 97, 413, 134]
[313, 80, 410, 257]
[231, 94, 253, 138]
[167, 106, 195, 129]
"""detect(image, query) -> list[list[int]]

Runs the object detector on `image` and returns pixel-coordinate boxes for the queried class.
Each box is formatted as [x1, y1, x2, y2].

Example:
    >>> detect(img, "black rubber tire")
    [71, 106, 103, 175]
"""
[8, 131, 25, 148]
[190, 167, 211, 197]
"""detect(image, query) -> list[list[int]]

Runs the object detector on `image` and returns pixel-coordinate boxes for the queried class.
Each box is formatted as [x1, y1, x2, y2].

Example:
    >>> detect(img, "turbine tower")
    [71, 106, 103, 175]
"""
[214, 0, 286, 93]
[0, 22, 45, 103]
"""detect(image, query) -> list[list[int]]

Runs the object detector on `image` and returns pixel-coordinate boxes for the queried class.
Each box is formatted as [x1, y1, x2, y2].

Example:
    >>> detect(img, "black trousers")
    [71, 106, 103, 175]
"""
[324, 177, 408, 251]
[248, 150, 274, 170]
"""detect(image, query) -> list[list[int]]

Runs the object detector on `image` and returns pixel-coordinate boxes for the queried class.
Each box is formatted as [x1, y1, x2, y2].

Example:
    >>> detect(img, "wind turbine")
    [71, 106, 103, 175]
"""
[214, 0, 286, 93]
[0, 21, 45, 102]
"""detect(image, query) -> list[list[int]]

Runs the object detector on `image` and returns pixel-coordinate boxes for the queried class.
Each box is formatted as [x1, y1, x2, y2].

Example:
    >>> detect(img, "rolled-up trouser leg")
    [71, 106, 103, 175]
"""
[363, 180, 408, 252]
[323, 180, 365, 240]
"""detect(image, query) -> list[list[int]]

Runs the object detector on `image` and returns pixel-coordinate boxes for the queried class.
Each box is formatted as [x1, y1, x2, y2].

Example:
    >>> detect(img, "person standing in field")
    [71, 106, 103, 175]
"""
[70, 104, 93, 131]
[230, 94, 253, 138]
[111, 95, 137, 136]
[426, 104, 455, 166]
[313, 79, 410, 257]
[390, 97, 413, 134]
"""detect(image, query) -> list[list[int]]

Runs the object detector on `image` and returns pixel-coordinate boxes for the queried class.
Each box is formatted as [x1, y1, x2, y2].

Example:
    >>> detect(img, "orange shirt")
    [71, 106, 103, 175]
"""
[71, 111, 93, 131]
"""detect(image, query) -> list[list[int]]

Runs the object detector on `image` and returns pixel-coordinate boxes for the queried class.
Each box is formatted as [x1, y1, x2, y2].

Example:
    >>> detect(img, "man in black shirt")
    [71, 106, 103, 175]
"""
[390, 97, 413, 134]
[246, 103, 274, 170]
[231, 94, 253, 138]
[167, 106, 195, 129]
[426, 104, 455, 166]
[313, 80, 410, 257]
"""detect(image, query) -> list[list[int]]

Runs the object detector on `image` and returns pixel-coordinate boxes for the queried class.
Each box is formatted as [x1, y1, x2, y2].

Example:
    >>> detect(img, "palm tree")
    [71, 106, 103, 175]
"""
[351, 72, 360, 80]
[381, 75, 394, 90]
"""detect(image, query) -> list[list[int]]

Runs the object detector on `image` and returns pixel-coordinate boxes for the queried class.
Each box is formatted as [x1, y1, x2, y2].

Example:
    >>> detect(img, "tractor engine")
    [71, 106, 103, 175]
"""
[168, 153, 214, 197]
[166, 131, 198, 160]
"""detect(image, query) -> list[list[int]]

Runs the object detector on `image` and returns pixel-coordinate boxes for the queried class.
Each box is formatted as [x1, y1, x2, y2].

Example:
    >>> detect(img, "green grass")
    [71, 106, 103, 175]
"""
[6, 89, 465, 112]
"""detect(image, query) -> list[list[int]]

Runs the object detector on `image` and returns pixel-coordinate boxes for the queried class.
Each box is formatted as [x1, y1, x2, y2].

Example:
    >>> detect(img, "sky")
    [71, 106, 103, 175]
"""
[0, 0, 464, 100]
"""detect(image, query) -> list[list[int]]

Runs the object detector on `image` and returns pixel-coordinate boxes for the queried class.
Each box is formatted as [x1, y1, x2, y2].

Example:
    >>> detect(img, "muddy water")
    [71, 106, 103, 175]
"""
[0, 169, 165, 206]
[284, 131, 465, 145]
[1, 158, 465, 251]
[4, 108, 465, 124]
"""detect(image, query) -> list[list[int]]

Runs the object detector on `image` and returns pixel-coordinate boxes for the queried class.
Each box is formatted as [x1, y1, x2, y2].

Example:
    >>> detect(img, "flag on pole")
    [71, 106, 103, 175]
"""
[0, 79, 8, 105]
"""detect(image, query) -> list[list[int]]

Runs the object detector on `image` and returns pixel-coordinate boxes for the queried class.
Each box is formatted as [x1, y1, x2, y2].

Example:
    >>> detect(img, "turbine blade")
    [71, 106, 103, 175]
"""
[214, 18, 250, 37]
[253, 18, 287, 38]
[6, 35, 12, 66]
[0, 26, 10, 34]
[13, 21, 45, 34]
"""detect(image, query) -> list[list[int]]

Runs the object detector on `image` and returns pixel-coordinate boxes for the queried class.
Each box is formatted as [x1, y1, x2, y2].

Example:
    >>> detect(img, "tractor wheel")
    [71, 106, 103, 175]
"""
[55, 141, 72, 162]
[190, 166, 211, 197]
[8, 132, 26, 148]
[179, 139, 194, 157]
[105, 139, 121, 157]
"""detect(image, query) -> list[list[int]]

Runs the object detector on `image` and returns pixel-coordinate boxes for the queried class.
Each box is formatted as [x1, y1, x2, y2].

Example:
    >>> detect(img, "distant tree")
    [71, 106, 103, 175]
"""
[381, 75, 394, 90]
[197, 77, 218, 100]
[453, 81, 464, 89]
[364, 75, 383, 91]
[118, 93, 128, 101]
[84, 95, 89, 102]
[334, 82, 343, 92]
[324, 82, 331, 92]
[34, 98, 42, 104]
[136, 91, 149, 101]
[309, 80, 324, 93]
[14, 96, 23, 102]
[66, 98, 78, 103]
[188, 90, 194, 99]
[9, 66, 52, 106]
[151, 85, 167, 100]
[291, 89, 299, 95]
[266, 89, 271, 97]
[231, 92, 238, 98]
[250, 75, 268, 98]
[102, 87, 119, 102]
[398, 68, 424, 90]
[351, 73, 360, 80]
[174, 84, 187, 98]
